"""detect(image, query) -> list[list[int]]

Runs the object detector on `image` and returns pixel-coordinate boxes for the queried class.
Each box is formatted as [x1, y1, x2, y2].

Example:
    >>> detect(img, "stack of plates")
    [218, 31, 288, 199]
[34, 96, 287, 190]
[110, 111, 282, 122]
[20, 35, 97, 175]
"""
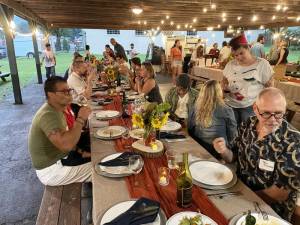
[94, 126, 126, 140]
[229, 212, 291, 225]
[160, 121, 181, 133]
[95, 110, 120, 120]
[166, 211, 217, 225]
[97, 200, 167, 225]
[95, 153, 144, 178]
[189, 160, 237, 190]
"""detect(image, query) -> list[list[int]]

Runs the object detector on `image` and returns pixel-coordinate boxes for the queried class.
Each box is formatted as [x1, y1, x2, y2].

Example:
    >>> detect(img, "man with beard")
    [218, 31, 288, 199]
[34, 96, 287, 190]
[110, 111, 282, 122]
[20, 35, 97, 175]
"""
[213, 87, 300, 222]
[28, 76, 92, 186]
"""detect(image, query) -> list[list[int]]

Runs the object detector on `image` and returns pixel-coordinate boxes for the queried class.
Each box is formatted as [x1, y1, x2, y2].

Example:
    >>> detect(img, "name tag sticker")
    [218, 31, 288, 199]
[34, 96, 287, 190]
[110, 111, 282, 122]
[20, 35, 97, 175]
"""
[259, 159, 275, 172]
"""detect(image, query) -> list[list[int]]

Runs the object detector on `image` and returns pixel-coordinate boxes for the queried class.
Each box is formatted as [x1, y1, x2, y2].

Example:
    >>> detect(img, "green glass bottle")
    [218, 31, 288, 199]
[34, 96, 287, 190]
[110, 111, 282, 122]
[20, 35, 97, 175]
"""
[176, 152, 193, 208]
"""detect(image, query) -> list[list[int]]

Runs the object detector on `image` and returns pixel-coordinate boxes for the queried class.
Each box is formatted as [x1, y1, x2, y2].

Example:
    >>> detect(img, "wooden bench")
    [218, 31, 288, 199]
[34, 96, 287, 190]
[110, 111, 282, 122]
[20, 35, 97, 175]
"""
[0, 72, 10, 82]
[35, 183, 82, 225]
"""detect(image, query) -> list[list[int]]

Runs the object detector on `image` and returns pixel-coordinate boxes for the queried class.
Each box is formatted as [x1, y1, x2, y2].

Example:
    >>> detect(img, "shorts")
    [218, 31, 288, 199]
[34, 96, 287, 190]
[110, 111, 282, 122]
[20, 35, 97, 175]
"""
[172, 60, 182, 67]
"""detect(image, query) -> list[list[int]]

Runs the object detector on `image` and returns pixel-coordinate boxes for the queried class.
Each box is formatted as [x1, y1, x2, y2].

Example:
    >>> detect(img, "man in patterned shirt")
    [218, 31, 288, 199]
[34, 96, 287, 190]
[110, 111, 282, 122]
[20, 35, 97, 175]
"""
[213, 87, 300, 222]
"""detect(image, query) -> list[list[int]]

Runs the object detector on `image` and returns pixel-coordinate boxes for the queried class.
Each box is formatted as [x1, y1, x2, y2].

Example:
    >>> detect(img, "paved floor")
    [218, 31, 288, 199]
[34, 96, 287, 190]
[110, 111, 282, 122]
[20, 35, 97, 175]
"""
[1, 74, 299, 225]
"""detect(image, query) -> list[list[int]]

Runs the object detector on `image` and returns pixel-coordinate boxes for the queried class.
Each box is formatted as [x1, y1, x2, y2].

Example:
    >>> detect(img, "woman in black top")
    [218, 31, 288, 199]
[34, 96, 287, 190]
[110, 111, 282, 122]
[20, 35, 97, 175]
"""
[276, 40, 289, 65]
[134, 62, 163, 103]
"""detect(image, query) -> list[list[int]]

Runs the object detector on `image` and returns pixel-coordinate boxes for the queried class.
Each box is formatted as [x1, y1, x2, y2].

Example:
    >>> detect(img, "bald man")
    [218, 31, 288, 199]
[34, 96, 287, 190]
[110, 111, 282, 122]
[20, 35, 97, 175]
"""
[213, 87, 300, 222]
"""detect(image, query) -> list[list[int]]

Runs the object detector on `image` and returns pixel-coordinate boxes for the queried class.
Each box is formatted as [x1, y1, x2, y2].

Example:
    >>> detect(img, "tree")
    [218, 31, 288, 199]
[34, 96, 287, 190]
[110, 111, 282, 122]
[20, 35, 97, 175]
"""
[50, 28, 72, 51]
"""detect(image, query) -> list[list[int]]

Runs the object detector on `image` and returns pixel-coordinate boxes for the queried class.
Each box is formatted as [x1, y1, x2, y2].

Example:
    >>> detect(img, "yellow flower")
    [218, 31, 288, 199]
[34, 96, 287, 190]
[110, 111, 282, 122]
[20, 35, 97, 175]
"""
[132, 114, 144, 128]
[150, 142, 158, 151]
[151, 117, 162, 129]
[161, 112, 170, 126]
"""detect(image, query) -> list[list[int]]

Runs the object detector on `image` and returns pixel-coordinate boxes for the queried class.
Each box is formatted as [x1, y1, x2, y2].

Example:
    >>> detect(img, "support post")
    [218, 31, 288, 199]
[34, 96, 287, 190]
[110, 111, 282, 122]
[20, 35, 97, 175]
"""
[30, 21, 43, 84]
[0, 4, 22, 104]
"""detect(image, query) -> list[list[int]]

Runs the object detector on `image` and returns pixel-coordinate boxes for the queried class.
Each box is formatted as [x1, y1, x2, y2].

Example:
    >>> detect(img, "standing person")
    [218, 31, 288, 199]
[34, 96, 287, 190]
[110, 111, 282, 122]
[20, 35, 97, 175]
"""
[128, 43, 138, 66]
[250, 34, 266, 58]
[191, 45, 204, 66]
[268, 39, 281, 65]
[41, 43, 56, 79]
[170, 40, 183, 85]
[110, 38, 128, 62]
[276, 40, 289, 66]
[222, 34, 273, 124]
[218, 41, 231, 65]
[28, 76, 92, 186]
[213, 88, 300, 222]
[84, 45, 91, 62]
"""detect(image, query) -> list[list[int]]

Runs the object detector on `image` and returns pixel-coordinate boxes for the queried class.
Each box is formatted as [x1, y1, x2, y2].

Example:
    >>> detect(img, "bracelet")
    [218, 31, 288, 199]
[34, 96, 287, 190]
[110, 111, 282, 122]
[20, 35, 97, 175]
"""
[75, 119, 84, 126]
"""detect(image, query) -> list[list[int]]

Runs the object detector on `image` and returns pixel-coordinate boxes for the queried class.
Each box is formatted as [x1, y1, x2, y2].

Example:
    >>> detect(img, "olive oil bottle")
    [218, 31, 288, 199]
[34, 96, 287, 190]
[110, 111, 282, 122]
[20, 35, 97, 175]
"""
[176, 152, 193, 208]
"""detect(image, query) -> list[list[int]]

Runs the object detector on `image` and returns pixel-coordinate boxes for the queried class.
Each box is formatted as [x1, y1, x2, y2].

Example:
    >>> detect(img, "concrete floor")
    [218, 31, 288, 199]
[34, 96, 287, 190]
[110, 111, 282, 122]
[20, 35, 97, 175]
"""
[1, 74, 299, 225]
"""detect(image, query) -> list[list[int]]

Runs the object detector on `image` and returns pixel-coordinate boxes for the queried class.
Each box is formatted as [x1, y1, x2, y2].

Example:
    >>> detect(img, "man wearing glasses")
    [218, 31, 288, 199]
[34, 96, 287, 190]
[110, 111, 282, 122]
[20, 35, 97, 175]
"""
[213, 87, 300, 223]
[28, 76, 92, 186]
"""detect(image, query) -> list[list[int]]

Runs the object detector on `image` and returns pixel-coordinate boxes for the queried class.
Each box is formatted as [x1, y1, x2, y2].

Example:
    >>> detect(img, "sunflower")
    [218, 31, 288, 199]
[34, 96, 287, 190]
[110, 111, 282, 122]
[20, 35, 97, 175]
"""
[151, 117, 163, 129]
[132, 114, 144, 128]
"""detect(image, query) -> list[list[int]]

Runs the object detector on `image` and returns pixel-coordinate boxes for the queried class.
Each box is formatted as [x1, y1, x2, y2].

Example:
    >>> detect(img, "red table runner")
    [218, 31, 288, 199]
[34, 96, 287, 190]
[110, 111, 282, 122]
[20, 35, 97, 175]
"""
[102, 95, 229, 225]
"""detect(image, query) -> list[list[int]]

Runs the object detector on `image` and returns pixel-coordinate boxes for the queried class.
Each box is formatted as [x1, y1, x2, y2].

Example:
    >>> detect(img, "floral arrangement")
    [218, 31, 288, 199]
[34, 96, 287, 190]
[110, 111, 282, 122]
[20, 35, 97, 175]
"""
[132, 102, 171, 147]
[104, 65, 118, 82]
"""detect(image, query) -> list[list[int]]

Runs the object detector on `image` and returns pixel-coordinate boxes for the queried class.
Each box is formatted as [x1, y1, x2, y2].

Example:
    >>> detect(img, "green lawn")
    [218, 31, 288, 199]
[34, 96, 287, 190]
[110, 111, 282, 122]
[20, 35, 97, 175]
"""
[0, 52, 146, 101]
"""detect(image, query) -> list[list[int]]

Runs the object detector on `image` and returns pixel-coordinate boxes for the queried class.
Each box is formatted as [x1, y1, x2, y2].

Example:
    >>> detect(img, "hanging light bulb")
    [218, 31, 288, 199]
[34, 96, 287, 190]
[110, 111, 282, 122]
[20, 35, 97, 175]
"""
[170, 21, 174, 25]
[211, 4, 216, 9]
[143, 21, 147, 25]
[217, 24, 221, 28]
[203, 8, 207, 13]
[138, 20, 141, 25]
[272, 15, 276, 20]
[185, 24, 188, 28]
[161, 20, 164, 24]
[222, 13, 226, 17]
[193, 18, 197, 23]
[166, 15, 170, 19]
[276, 5, 281, 11]
[131, 7, 143, 15]
[222, 18, 226, 22]
[252, 15, 258, 22]
[237, 16, 242, 21]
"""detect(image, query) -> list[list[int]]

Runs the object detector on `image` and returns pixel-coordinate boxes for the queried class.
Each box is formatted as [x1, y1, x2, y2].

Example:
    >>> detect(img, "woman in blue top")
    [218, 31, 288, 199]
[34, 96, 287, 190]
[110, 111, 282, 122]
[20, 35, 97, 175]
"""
[188, 80, 237, 159]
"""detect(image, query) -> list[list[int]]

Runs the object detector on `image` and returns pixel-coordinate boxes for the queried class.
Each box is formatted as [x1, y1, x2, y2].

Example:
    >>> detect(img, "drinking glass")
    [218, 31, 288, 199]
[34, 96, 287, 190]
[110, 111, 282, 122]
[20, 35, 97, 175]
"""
[122, 131, 132, 150]
[166, 150, 179, 169]
[76, 95, 88, 107]
[158, 167, 170, 186]
[128, 155, 143, 174]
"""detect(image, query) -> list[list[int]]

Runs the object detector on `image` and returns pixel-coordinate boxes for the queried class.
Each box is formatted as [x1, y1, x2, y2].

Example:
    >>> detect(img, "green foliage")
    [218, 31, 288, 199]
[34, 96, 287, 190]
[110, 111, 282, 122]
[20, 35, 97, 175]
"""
[62, 39, 70, 52]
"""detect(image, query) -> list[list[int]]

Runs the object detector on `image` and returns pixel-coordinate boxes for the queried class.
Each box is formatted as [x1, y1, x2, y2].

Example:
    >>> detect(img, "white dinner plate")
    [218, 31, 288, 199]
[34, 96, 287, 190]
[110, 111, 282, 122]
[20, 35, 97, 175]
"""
[166, 211, 217, 225]
[95, 110, 120, 120]
[160, 121, 182, 132]
[189, 161, 234, 186]
[129, 128, 145, 139]
[99, 200, 164, 225]
[95, 126, 126, 140]
[235, 212, 291, 225]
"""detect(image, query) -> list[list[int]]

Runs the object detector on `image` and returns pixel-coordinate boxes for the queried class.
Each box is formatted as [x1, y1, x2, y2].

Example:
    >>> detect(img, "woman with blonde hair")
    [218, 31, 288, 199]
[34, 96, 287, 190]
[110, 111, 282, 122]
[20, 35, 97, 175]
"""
[188, 80, 237, 158]
[134, 61, 163, 103]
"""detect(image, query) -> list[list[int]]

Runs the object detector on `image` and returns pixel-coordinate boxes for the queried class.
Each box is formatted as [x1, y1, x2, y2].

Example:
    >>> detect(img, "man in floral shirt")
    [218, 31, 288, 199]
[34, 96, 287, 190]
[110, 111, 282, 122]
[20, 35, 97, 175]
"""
[213, 87, 300, 222]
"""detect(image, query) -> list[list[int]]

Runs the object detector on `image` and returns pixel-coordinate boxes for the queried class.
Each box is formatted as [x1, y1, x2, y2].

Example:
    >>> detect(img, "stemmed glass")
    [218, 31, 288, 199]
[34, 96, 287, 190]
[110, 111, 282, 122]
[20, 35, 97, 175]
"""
[76, 95, 88, 107]
[128, 154, 144, 187]
[122, 130, 132, 150]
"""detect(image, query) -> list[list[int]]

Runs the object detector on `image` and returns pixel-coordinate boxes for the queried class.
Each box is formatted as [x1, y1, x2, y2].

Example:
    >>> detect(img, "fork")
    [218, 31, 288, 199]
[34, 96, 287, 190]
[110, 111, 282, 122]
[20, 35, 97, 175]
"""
[254, 201, 269, 220]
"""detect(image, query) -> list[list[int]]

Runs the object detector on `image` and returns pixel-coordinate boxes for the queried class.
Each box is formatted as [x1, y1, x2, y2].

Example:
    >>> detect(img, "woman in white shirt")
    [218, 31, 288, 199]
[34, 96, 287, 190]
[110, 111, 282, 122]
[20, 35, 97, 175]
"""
[222, 34, 273, 124]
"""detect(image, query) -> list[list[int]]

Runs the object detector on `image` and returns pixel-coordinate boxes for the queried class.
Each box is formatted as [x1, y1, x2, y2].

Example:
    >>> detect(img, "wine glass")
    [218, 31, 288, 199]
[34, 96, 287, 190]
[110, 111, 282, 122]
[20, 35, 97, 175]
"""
[122, 131, 132, 150]
[76, 95, 88, 107]
[128, 155, 143, 174]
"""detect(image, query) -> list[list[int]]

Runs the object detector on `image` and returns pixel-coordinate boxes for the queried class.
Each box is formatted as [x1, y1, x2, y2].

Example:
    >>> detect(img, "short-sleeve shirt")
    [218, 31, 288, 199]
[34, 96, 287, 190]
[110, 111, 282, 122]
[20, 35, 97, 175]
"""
[42, 50, 55, 67]
[223, 58, 273, 108]
[67, 72, 86, 102]
[28, 103, 68, 170]
[230, 117, 300, 221]
[219, 46, 231, 62]
[250, 42, 265, 58]
[175, 93, 189, 119]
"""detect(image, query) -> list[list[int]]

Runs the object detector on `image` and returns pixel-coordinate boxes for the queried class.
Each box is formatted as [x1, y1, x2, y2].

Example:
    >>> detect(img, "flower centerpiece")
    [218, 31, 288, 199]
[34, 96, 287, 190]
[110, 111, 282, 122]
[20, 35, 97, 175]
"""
[104, 65, 119, 83]
[132, 102, 171, 148]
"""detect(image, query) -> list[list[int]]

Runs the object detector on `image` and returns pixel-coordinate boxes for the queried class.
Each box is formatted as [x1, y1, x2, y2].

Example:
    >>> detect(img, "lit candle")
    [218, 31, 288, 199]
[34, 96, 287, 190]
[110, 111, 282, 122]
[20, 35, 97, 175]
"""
[159, 176, 168, 186]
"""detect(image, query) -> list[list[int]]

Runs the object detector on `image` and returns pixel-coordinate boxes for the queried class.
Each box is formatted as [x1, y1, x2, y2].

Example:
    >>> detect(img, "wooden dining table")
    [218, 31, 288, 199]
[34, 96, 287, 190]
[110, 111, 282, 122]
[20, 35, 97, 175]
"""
[89, 94, 280, 225]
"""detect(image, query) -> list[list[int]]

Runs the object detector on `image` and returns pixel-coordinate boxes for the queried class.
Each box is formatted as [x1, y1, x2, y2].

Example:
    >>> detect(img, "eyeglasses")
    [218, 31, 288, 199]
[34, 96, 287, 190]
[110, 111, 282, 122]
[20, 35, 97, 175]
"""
[256, 107, 285, 120]
[55, 88, 74, 95]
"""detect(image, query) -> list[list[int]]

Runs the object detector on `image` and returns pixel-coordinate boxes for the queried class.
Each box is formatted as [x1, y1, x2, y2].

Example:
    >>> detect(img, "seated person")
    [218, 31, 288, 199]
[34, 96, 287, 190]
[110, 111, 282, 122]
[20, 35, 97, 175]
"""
[67, 61, 96, 103]
[165, 73, 198, 123]
[119, 57, 142, 90]
[28, 76, 92, 186]
[188, 80, 236, 159]
[134, 61, 163, 104]
[64, 52, 84, 80]
[213, 87, 300, 222]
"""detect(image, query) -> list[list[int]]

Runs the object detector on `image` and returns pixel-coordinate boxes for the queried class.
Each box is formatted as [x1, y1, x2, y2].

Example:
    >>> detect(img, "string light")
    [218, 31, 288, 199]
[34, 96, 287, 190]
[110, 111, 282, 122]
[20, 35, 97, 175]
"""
[189, 25, 192, 28]
[185, 24, 188, 28]
[276, 5, 281, 11]
[217, 24, 221, 28]
[170, 21, 174, 26]
[283, 6, 288, 12]
[211, 4, 216, 9]
[207, 27, 213, 31]
[222, 13, 226, 17]
[161, 20, 164, 24]
[252, 15, 258, 22]
[176, 25, 181, 29]
[193, 18, 197, 23]
[156, 26, 160, 30]
[222, 18, 226, 22]
[272, 15, 276, 20]
[297, 17, 300, 22]
[138, 20, 141, 25]
[228, 25, 232, 29]
[203, 8, 207, 13]
[259, 25, 265, 30]
[193, 28, 196, 32]
[143, 21, 147, 25]
[237, 16, 242, 21]
[166, 15, 170, 19]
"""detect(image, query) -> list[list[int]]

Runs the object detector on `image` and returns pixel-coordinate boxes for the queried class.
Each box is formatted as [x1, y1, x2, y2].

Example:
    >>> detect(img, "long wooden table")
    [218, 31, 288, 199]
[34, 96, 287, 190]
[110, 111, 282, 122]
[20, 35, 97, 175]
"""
[191, 66, 224, 81]
[89, 99, 280, 225]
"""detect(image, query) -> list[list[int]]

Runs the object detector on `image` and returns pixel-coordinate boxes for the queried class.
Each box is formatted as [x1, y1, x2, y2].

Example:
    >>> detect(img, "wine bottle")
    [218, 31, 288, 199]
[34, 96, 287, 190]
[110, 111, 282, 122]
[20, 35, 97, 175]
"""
[176, 152, 193, 208]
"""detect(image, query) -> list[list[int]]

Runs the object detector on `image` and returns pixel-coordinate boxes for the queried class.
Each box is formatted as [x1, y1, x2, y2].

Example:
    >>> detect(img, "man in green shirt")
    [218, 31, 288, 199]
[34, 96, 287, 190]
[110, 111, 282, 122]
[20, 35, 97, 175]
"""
[28, 76, 92, 186]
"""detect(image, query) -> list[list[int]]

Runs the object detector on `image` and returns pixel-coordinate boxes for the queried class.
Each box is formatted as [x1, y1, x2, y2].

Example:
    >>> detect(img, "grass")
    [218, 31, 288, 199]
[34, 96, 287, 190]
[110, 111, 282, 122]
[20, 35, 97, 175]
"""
[0, 52, 146, 101]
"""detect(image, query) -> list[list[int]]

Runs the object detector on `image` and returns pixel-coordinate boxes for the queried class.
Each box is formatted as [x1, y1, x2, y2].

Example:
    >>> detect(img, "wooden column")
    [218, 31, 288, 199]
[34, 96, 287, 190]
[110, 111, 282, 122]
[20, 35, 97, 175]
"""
[30, 21, 43, 84]
[0, 4, 22, 104]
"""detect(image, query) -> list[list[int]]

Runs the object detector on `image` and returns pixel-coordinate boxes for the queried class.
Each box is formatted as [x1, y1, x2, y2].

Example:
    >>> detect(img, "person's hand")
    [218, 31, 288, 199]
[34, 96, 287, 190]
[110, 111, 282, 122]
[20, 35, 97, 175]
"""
[77, 106, 92, 121]
[213, 137, 228, 155]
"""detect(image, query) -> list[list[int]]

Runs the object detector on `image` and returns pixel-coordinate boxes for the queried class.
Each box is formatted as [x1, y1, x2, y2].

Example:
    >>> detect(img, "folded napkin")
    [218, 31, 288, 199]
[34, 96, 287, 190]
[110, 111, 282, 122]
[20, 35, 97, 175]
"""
[103, 198, 160, 225]
[99, 152, 139, 167]
[159, 132, 186, 139]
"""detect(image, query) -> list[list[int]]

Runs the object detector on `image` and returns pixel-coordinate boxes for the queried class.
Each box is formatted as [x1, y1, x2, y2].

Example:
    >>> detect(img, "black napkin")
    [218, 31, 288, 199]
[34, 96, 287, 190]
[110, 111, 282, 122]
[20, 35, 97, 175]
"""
[98, 152, 139, 167]
[103, 198, 160, 225]
[159, 132, 186, 139]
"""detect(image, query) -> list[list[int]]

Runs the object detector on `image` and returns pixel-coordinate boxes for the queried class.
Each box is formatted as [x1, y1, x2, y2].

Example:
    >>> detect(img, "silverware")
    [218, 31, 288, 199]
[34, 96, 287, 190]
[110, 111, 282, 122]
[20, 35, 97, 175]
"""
[207, 191, 241, 199]
[164, 138, 187, 142]
[254, 201, 269, 220]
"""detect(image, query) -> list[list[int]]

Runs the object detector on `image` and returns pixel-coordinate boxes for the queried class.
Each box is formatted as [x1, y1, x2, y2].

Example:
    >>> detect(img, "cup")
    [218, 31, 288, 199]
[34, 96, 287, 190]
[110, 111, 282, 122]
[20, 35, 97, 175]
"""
[158, 167, 170, 186]
[166, 150, 179, 169]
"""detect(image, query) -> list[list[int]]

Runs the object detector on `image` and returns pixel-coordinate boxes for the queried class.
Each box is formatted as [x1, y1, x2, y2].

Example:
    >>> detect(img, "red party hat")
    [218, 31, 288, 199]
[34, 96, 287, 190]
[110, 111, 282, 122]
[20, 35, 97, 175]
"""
[236, 34, 248, 45]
